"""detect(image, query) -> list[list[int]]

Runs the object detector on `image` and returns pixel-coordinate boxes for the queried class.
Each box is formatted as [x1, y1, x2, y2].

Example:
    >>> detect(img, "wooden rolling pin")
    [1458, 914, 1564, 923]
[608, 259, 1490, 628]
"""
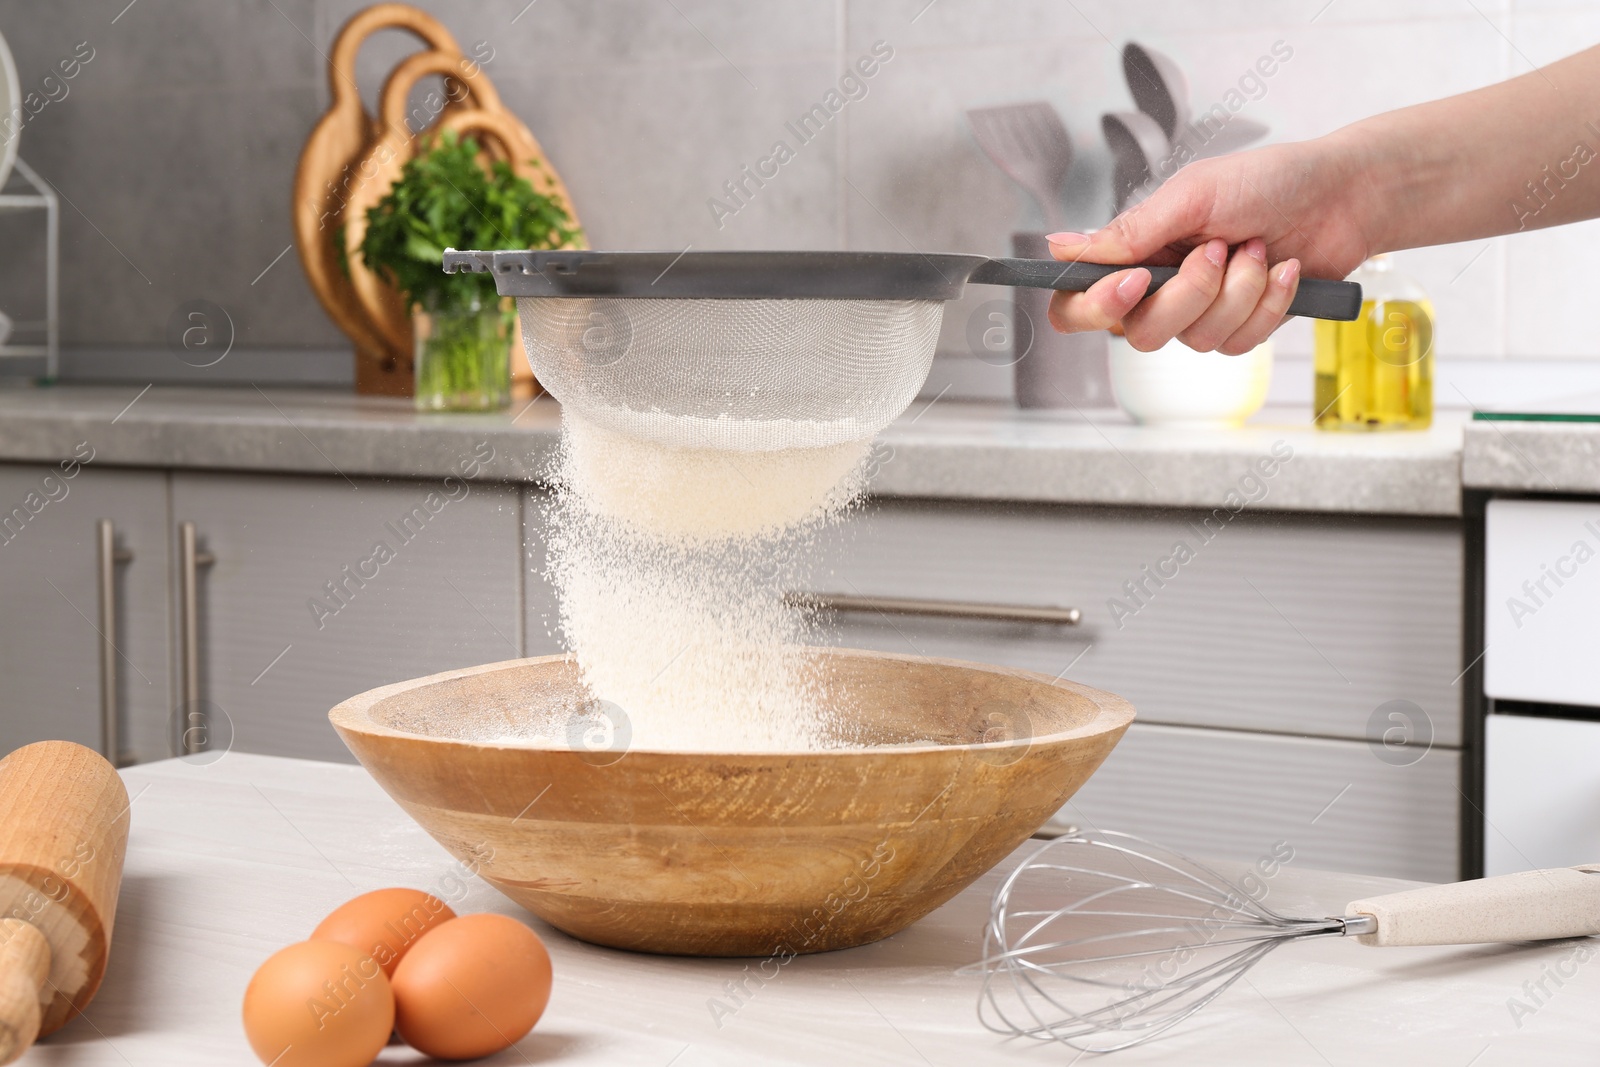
[0, 742, 130, 1064]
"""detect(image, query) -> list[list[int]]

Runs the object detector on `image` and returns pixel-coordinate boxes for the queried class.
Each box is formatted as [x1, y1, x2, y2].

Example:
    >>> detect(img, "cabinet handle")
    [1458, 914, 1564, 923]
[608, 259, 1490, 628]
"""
[789, 592, 1082, 627]
[177, 521, 216, 756]
[95, 520, 134, 766]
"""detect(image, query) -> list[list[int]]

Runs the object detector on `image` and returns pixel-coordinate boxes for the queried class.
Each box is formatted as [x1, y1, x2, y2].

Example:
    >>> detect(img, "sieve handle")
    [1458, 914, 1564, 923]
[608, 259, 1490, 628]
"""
[969, 257, 1363, 322]
[1345, 864, 1600, 947]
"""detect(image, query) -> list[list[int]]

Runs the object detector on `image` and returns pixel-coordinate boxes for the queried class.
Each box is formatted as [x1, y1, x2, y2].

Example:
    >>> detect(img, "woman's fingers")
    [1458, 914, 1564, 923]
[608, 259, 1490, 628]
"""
[1044, 228, 1302, 351]
[1218, 259, 1301, 355]
[1047, 269, 1151, 333]
[1046, 238, 1302, 352]
[1178, 238, 1270, 352]
[1118, 240, 1228, 351]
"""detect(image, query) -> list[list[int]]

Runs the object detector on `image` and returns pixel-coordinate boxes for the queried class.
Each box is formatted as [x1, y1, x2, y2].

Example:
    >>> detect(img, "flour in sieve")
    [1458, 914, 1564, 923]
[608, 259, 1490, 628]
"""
[559, 413, 870, 542]
[530, 411, 873, 752]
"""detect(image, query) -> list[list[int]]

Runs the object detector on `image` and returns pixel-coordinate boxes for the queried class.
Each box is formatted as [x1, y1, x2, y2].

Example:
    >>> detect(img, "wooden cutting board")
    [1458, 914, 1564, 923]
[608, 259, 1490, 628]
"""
[335, 47, 501, 390]
[291, 4, 463, 395]
[294, 3, 583, 397]
[341, 51, 582, 364]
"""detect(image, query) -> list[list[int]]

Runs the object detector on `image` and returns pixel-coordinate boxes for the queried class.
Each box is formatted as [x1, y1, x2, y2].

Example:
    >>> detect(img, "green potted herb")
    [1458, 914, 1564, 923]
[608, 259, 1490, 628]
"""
[360, 131, 581, 411]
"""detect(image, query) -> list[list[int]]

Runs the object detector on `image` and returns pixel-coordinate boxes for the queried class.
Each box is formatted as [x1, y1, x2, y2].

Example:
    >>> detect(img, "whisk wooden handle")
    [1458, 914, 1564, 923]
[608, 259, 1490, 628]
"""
[1347, 864, 1600, 947]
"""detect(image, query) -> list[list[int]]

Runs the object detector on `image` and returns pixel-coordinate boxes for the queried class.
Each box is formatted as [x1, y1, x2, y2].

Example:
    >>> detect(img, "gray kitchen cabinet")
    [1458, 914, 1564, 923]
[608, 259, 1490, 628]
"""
[803, 499, 1463, 879]
[1059, 722, 1460, 882]
[0, 462, 172, 763]
[521, 489, 568, 658]
[810, 500, 1463, 743]
[520, 489, 1465, 879]
[171, 471, 524, 762]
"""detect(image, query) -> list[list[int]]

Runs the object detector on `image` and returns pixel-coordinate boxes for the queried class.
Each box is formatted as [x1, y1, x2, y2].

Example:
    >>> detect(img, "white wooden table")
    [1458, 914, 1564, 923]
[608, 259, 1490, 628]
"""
[25, 754, 1599, 1066]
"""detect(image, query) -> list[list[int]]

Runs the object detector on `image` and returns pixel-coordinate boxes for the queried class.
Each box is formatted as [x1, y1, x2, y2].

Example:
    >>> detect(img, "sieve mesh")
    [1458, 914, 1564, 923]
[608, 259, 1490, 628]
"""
[517, 296, 944, 451]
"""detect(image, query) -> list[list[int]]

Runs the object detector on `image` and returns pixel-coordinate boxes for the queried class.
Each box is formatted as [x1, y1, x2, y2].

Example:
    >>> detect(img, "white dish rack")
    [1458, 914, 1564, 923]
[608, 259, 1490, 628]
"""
[0, 157, 59, 379]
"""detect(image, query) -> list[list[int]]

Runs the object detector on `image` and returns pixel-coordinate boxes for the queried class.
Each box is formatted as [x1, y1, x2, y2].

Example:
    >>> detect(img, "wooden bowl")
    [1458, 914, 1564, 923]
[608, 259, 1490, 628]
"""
[329, 649, 1133, 956]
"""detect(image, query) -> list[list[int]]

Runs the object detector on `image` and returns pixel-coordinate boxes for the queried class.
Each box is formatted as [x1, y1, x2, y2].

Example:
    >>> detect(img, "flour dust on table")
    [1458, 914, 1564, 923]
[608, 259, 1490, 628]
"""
[524, 411, 876, 752]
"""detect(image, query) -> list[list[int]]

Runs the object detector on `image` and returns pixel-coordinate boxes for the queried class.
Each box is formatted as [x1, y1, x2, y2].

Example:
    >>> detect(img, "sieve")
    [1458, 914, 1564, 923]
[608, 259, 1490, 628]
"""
[443, 249, 1361, 452]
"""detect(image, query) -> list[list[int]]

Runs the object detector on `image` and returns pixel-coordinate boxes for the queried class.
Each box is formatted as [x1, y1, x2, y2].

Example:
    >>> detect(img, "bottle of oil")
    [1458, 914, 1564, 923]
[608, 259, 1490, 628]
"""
[1313, 255, 1433, 430]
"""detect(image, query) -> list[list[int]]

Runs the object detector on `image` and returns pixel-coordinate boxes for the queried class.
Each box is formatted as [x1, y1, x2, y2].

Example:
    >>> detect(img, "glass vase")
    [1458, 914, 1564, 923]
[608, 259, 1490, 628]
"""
[412, 293, 514, 412]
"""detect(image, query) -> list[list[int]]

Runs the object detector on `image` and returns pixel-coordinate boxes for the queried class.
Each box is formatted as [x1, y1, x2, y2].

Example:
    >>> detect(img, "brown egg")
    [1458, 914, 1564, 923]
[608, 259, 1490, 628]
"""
[312, 887, 457, 977]
[391, 914, 553, 1060]
[242, 940, 394, 1067]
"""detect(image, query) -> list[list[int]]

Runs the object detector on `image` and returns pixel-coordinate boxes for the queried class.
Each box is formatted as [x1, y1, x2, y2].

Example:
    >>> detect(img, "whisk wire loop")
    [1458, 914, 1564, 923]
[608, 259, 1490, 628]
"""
[968, 829, 1345, 1053]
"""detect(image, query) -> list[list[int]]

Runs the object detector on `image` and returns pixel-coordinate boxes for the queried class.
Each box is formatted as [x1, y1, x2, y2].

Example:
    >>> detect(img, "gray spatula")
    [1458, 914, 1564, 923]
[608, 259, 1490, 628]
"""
[1124, 41, 1268, 164]
[967, 101, 1074, 230]
[1102, 109, 1170, 212]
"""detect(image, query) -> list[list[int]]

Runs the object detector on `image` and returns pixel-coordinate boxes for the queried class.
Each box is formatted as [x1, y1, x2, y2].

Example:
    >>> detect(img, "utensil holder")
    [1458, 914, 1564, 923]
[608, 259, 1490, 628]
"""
[1011, 232, 1114, 410]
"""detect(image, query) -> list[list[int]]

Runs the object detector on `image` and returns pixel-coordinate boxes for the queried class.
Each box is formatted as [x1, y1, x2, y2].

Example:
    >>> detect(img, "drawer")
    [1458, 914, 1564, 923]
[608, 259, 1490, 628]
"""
[173, 473, 524, 762]
[1058, 722, 1460, 882]
[1484, 498, 1600, 708]
[1485, 712, 1600, 875]
[0, 465, 172, 762]
[808, 500, 1464, 744]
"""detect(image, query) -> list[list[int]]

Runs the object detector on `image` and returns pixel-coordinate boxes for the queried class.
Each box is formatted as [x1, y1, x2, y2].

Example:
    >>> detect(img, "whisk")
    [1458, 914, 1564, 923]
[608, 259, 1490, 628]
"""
[969, 829, 1600, 1053]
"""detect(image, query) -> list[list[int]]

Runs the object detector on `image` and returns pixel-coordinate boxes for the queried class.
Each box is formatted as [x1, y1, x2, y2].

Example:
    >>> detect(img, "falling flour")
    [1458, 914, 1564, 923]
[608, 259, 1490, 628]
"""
[537, 412, 873, 752]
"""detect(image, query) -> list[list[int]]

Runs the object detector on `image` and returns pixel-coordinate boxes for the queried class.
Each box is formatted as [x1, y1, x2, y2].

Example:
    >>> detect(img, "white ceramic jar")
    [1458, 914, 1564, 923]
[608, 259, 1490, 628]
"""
[1108, 336, 1273, 428]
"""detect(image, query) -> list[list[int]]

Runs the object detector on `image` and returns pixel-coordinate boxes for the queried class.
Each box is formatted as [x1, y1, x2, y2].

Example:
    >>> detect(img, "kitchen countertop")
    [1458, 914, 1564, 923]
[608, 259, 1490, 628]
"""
[878, 398, 1465, 515]
[0, 383, 1594, 517]
[39, 752, 1599, 1065]
[1461, 417, 1600, 496]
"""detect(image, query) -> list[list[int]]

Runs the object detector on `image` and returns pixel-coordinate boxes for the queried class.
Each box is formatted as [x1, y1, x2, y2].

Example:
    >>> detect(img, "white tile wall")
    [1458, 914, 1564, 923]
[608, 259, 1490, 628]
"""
[838, 0, 1596, 370]
[2, 0, 1599, 376]
[842, 1, 1529, 364]
[1502, 5, 1600, 359]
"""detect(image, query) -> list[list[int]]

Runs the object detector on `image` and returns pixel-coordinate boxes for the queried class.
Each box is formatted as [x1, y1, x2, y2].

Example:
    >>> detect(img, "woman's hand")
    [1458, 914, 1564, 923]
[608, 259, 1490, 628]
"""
[1046, 137, 1377, 353]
